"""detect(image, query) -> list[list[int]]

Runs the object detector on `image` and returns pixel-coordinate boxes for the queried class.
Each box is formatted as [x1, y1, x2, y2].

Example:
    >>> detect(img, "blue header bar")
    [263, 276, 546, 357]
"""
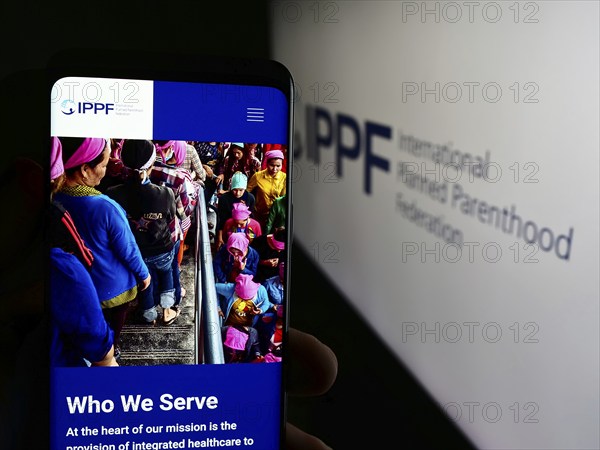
[153, 81, 289, 144]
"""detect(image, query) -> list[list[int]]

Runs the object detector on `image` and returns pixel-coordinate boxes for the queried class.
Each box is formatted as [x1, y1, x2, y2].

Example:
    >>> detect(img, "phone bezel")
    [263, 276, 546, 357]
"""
[47, 48, 294, 450]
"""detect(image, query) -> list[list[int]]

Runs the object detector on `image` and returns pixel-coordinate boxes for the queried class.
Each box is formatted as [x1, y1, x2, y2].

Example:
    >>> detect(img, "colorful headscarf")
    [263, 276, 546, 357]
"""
[264, 149, 284, 161]
[269, 230, 286, 251]
[234, 273, 260, 299]
[227, 232, 249, 255]
[230, 171, 248, 190]
[231, 203, 251, 220]
[155, 140, 187, 167]
[50, 136, 64, 180]
[63, 138, 107, 170]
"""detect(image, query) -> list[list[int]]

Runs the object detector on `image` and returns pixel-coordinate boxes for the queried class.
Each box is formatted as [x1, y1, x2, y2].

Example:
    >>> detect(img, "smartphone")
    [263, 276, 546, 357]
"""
[47, 49, 293, 450]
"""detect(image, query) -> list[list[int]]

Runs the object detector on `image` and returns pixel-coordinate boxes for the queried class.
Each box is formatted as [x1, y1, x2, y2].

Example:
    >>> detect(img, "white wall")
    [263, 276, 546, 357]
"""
[272, 1, 599, 448]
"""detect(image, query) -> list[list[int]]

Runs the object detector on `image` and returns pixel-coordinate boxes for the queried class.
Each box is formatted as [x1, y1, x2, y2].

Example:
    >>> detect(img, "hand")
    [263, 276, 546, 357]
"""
[107, 357, 119, 367]
[139, 275, 151, 291]
[286, 328, 337, 450]
[92, 345, 119, 367]
[203, 165, 214, 178]
[215, 174, 224, 185]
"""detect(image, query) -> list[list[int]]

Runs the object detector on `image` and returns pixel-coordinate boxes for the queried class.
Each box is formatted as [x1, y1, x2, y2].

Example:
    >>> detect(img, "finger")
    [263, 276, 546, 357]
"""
[285, 422, 332, 450]
[286, 328, 337, 397]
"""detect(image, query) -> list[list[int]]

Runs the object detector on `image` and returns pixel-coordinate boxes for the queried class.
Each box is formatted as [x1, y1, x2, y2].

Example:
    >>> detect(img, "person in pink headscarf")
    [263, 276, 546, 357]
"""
[250, 227, 287, 283]
[154, 140, 187, 167]
[53, 137, 150, 359]
[221, 202, 262, 245]
[217, 273, 272, 324]
[247, 148, 287, 229]
[48, 136, 118, 367]
[216, 273, 275, 363]
[260, 143, 287, 173]
[213, 232, 259, 283]
[156, 139, 207, 184]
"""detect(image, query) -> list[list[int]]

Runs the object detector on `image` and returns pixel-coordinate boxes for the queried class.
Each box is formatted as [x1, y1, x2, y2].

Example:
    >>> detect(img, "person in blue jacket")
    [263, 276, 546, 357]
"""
[216, 273, 276, 363]
[49, 136, 117, 367]
[213, 232, 259, 283]
[52, 136, 150, 357]
[215, 273, 274, 324]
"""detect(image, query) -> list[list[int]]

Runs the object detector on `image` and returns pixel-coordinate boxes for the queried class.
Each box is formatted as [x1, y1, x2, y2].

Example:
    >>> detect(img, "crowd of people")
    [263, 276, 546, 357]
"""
[49, 138, 288, 367]
[202, 142, 288, 363]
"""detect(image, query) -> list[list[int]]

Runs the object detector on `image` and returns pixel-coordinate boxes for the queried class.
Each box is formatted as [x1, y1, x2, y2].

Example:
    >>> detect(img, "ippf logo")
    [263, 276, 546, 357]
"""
[53, 80, 115, 116]
[60, 100, 76, 115]
[60, 99, 115, 115]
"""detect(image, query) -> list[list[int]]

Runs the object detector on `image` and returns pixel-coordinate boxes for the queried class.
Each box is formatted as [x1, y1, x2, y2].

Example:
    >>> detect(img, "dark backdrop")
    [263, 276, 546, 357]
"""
[0, 2, 474, 449]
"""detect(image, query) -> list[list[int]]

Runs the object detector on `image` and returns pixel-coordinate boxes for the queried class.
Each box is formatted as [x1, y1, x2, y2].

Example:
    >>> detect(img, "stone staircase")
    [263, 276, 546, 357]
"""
[118, 252, 198, 366]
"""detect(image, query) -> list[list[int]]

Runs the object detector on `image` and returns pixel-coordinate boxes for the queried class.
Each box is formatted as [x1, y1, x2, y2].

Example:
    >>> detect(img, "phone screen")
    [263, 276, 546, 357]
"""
[48, 56, 292, 450]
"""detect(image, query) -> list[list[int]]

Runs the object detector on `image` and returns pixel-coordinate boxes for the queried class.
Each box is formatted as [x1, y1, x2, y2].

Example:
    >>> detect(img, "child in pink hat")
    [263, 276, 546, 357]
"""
[213, 232, 260, 283]
[222, 202, 262, 245]
[215, 171, 257, 250]
[216, 273, 277, 363]
[216, 273, 274, 325]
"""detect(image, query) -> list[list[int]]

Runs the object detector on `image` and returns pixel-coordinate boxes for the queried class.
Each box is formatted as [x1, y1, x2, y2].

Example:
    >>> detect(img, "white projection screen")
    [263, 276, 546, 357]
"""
[271, 1, 599, 449]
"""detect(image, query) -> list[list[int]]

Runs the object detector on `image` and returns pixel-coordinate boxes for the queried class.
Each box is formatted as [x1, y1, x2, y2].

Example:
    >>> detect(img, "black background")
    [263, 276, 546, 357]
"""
[1, 2, 475, 449]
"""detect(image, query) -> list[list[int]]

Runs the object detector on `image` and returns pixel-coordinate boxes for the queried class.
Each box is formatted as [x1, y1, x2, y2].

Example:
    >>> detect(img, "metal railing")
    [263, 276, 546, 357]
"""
[194, 187, 224, 364]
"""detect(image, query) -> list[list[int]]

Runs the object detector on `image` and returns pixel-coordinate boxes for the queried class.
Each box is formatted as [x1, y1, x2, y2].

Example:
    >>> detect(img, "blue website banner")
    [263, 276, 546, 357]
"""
[153, 81, 289, 144]
[51, 78, 289, 144]
[52, 364, 281, 449]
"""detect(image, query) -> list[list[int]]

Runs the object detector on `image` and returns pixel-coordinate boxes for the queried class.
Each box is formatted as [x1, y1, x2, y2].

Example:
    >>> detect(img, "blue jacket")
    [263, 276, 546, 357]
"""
[213, 245, 259, 283]
[50, 248, 113, 367]
[215, 282, 273, 322]
[54, 191, 149, 307]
